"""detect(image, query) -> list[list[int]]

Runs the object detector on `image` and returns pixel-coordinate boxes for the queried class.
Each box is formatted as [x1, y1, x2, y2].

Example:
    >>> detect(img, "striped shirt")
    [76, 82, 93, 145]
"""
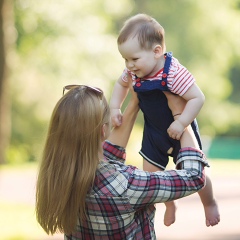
[65, 141, 208, 240]
[121, 56, 195, 96]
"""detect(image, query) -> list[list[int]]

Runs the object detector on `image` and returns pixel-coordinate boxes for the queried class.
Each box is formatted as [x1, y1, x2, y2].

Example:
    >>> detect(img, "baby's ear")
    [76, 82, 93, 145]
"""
[153, 44, 163, 58]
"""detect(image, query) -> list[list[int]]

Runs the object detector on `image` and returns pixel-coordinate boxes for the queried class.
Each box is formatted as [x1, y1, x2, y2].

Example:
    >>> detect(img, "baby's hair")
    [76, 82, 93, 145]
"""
[117, 13, 165, 50]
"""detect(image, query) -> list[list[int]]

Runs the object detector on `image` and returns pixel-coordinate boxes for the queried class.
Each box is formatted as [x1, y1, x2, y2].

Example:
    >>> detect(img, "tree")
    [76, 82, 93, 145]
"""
[8, 0, 129, 163]
[0, 0, 12, 164]
[6, 0, 240, 164]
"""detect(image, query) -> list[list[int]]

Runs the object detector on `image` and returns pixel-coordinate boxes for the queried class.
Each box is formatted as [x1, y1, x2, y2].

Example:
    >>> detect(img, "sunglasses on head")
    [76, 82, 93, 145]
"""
[62, 85, 103, 100]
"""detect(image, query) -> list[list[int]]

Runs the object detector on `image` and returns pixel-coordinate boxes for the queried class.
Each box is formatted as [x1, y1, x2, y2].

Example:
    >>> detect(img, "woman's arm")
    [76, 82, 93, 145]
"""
[110, 76, 130, 127]
[103, 89, 139, 163]
[108, 88, 139, 148]
[126, 145, 208, 208]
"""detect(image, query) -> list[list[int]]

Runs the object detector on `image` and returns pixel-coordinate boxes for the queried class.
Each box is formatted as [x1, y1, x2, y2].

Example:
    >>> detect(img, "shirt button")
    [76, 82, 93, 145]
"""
[136, 82, 141, 87]
[161, 81, 166, 86]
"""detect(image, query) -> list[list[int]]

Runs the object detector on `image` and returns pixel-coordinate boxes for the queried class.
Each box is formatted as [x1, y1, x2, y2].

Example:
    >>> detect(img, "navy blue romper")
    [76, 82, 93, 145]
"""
[133, 52, 202, 170]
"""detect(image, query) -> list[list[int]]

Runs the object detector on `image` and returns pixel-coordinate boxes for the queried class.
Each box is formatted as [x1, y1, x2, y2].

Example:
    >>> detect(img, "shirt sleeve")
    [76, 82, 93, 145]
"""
[168, 58, 195, 96]
[103, 140, 126, 163]
[126, 147, 209, 209]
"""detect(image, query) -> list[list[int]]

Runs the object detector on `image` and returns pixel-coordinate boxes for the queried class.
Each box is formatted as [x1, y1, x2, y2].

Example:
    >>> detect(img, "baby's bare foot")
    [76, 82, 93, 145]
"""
[164, 202, 177, 226]
[204, 200, 220, 227]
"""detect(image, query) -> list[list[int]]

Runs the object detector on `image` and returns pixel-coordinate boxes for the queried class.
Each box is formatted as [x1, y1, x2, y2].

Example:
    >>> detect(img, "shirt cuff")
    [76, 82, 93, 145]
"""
[103, 140, 126, 163]
[175, 147, 210, 170]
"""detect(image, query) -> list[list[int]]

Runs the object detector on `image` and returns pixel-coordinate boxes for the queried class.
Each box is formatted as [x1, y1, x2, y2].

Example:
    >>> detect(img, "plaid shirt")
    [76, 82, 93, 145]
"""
[65, 141, 208, 240]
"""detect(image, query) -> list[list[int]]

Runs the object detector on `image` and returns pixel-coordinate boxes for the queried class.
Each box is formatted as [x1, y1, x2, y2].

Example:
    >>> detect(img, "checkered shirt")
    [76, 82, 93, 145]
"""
[65, 141, 208, 240]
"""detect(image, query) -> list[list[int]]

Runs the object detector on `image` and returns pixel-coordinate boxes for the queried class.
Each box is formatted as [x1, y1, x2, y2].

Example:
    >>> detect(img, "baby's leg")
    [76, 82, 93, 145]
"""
[198, 174, 220, 226]
[143, 159, 177, 226]
[163, 91, 220, 226]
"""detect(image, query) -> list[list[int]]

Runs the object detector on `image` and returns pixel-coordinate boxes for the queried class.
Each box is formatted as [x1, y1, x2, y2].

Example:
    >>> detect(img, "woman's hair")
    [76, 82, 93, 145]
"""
[117, 13, 165, 51]
[36, 86, 110, 235]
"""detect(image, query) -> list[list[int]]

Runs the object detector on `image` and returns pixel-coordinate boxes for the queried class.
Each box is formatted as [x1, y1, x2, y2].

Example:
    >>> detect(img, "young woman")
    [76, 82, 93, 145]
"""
[36, 85, 209, 239]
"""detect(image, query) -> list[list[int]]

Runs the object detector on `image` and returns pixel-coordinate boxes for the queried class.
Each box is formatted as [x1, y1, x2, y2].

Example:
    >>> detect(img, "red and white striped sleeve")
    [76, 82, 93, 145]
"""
[168, 58, 195, 96]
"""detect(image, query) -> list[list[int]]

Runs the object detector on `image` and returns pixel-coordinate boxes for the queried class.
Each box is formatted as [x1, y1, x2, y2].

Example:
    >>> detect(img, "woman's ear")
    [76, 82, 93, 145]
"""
[153, 45, 163, 58]
[101, 123, 110, 141]
[101, 124, 106, 139]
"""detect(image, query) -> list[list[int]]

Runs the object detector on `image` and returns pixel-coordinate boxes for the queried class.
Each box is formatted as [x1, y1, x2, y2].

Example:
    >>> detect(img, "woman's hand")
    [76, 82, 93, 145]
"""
[163, 91, 186, 116]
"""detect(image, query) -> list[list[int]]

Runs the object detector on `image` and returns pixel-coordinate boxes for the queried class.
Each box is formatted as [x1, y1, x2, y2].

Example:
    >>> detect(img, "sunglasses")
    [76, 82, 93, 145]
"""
[62, 85, 103, 100]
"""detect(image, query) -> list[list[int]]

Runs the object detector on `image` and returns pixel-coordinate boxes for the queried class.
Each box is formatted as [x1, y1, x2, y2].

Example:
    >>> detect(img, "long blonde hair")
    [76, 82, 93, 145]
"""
[36, 86, 110, 235]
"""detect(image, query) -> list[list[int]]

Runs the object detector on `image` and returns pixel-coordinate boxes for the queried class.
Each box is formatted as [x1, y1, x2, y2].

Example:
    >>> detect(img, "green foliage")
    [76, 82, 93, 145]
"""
[228, 60, 240, 104]
[7, 88, 47, 163]
[208, 137, 240, 159]
[131, 0, 240, 137]
[9, 0, 240, 164]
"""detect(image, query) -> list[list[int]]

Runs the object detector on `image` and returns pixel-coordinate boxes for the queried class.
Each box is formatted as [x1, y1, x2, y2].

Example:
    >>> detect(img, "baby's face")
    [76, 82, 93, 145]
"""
[118, 37, 160, 78]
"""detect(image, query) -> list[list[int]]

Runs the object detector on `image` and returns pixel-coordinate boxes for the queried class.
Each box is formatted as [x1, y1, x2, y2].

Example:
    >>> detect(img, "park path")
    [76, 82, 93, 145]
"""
[0, 165, 240, 240]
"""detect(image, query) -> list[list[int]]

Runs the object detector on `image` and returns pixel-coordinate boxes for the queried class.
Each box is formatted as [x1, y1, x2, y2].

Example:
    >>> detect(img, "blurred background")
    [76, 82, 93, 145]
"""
[0, 0, 240, 239]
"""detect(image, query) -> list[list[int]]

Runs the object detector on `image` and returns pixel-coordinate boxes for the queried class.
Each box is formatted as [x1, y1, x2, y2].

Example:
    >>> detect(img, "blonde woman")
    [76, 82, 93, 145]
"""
[36, 85, 209, 239]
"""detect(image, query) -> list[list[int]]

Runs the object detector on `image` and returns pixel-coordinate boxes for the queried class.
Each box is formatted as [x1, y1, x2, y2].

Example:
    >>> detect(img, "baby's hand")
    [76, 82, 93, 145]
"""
[111, 108, 123, 127]
[167, 119, 185, 140]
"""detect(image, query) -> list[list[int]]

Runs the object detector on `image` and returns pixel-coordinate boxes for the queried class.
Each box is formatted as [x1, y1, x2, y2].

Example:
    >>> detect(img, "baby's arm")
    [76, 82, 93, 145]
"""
[167, 83, 205, 140]
[110, 76, 130, 127]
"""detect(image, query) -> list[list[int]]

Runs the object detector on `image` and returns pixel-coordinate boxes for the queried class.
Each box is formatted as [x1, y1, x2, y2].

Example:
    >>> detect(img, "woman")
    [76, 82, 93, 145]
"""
[36, 85, 209, 239]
